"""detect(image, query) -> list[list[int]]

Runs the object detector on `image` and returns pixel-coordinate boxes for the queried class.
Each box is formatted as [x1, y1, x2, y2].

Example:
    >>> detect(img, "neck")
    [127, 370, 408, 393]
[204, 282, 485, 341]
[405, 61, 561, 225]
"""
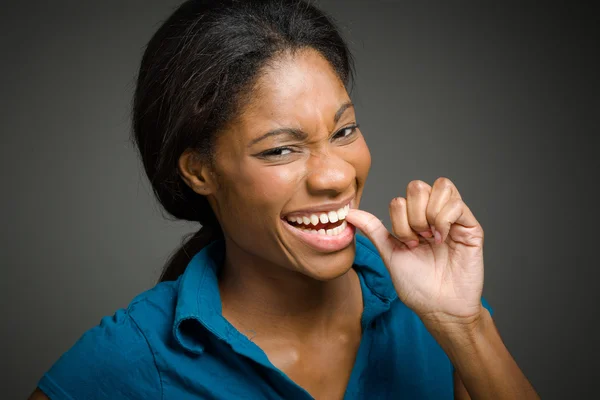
[218, 238, 363, 339]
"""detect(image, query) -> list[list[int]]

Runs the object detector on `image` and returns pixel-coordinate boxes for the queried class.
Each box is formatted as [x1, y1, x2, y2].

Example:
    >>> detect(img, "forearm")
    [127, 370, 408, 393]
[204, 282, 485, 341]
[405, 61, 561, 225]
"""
[425, 307, 539, 400]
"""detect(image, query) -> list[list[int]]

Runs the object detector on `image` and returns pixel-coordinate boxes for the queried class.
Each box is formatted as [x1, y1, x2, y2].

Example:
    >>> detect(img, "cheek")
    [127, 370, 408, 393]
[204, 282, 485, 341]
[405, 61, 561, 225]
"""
[350, 136, 371, 182]
[240, 165, 301, 202]
[221, 161, 303, 224]
[216, 162, 305, 254]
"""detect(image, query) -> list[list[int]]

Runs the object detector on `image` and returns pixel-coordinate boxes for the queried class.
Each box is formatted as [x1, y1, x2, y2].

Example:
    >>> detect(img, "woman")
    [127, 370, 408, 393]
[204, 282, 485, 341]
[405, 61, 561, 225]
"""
[31, 0, 539, 399]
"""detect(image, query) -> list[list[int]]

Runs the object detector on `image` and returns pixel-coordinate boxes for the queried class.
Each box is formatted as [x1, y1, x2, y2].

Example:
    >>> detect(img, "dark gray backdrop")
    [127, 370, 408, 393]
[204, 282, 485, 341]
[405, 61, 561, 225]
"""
[2, 1, 598, 398]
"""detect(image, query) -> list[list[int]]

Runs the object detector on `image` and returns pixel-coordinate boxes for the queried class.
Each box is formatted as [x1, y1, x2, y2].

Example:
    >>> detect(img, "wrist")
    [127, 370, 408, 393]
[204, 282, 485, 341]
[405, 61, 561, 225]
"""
[421, 305, 490, 353]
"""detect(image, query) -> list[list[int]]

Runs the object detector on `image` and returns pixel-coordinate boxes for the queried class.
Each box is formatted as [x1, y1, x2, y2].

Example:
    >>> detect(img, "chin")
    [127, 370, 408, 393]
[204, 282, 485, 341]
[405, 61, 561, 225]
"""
[299, 243, 357, 281]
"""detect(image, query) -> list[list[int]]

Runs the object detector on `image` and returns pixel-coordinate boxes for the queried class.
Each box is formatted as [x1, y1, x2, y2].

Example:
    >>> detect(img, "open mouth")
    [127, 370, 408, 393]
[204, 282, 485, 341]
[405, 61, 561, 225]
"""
[283, 204, 350, 236]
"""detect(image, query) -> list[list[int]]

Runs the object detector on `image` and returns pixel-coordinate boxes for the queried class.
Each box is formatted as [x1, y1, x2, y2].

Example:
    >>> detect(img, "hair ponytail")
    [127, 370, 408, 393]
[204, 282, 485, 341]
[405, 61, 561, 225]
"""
[159, 225, 223, 282]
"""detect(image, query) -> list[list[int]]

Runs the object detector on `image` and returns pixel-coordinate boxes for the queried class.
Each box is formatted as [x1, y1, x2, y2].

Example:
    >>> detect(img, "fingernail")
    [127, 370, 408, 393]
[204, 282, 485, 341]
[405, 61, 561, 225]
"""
[430, 225, 436, 235]
[419, 230, 432, 238]
[406, 240, 419, 249]
[434, 231, 442, 244]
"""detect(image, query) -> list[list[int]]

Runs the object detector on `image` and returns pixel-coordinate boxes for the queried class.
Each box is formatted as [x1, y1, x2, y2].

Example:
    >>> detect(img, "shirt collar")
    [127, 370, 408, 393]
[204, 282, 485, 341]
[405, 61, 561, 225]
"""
[173, 235, 397, 355]
[173, 240, 227, 355]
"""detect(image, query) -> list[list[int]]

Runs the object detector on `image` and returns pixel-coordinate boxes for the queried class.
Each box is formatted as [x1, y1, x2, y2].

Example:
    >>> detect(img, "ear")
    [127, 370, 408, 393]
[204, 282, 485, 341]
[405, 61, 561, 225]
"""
[178, 149, 217, 195]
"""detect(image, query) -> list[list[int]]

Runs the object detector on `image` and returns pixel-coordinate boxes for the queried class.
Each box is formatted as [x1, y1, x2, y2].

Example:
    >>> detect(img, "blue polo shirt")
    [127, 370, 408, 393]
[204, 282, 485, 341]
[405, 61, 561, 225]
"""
[38, 235, 492, 399]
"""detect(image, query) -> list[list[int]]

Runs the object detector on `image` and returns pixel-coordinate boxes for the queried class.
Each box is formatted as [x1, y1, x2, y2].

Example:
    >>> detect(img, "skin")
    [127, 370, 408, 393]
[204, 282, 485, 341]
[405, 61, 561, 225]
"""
[348, 182, 541, 399]
[180, 48, 370, 399]
[30, 49, 539, 399]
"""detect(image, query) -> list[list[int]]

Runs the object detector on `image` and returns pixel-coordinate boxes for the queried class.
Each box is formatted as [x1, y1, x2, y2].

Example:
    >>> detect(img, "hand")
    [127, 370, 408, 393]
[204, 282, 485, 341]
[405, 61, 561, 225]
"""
[346, 177, 485, 329]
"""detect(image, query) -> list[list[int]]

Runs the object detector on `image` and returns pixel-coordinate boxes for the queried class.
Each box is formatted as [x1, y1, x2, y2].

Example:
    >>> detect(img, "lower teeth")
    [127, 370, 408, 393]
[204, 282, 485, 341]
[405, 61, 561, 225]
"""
[296, 220, 347, 236]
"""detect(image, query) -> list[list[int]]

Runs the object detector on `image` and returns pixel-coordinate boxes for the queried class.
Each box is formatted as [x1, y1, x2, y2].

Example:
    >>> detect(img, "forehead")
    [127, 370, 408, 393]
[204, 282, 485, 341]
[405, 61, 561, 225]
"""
[238, 49, 351, 133]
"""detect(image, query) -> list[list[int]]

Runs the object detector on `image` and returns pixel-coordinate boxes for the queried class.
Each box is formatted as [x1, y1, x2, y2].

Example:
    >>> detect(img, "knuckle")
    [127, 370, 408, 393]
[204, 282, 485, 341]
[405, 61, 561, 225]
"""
[449, 198, 464, 209]
[410, 220, 429, 231]
[407, 180, 429, 195]
[391, 224, 413, 240]
[426, 208, 437, 223]
[389, 197, 406, 209]
[465, 228, 485, 245]
[364, 216, 382, 234]
[434, 176, 454, 190]
[394, 233, 414, 242]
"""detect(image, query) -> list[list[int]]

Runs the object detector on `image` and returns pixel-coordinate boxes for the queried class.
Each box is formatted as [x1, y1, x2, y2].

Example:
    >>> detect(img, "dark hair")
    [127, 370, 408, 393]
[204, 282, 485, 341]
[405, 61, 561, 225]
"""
[132, 0, 355, 282]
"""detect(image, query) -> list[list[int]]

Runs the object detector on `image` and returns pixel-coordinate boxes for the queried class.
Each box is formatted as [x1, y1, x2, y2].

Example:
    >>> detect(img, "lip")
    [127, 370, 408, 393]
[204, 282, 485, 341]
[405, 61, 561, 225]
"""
[281, 218, 356, 253]
[282, 195, 355, 218]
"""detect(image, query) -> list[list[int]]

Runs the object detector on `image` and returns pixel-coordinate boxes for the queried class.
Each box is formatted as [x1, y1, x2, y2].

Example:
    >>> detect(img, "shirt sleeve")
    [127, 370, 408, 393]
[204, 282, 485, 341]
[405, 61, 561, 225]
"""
[37, 308, 162, 400]
[481, 296, 493, 316]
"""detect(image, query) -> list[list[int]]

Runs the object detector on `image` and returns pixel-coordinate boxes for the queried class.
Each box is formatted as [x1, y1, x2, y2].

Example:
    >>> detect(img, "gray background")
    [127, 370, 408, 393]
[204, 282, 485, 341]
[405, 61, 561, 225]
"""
[1, 0, 598, 398]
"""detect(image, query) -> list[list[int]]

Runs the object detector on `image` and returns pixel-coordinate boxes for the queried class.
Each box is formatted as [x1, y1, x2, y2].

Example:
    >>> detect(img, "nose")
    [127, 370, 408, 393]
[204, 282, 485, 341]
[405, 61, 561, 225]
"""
[305, 150, 355, 197]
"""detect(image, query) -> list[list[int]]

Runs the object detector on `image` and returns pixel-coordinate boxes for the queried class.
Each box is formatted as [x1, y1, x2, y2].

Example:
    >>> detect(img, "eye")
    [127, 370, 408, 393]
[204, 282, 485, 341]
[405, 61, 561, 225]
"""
[333, 124, 359, 140]
[258, 146, 294, 158]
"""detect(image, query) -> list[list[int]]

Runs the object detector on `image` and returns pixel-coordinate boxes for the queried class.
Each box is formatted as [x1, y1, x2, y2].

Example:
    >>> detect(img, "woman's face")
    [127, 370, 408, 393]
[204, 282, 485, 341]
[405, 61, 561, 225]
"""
[205, 49, 370, 280]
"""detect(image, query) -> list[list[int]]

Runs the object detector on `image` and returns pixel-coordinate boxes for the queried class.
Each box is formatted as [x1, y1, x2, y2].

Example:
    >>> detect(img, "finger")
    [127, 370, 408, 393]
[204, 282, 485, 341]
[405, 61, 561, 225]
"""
[345, 209, 396, 260]
[434, 198, 480, 244]
[405, 180, 433, 237]
[389, 197, 421, 248]
[426, 177, 462, 232]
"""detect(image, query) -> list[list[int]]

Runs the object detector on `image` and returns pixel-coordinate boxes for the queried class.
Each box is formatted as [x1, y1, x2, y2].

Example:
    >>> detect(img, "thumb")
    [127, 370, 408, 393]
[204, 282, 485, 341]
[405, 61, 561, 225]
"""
[346, 209, 395, 262]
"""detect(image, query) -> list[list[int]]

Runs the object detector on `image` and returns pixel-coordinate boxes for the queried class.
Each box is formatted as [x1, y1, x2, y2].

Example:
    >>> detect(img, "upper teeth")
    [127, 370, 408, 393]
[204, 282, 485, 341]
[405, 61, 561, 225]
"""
[286, 204, 350, 225]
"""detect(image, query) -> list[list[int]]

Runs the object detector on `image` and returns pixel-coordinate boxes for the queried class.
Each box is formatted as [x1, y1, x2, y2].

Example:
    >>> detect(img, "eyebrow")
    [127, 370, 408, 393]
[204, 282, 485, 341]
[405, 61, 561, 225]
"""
[248, 101, 354, 147]
[248, 127, 308, 147]
[334, 101, 354, 124]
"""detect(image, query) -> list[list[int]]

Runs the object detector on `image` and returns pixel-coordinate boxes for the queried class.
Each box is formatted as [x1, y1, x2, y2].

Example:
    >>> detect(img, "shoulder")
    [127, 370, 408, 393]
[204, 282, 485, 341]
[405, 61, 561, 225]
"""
[38, 280, 180, 400]
[127, 279, 180, 332]
[354, 234, 389, 279]
[355, 233, 380, 257]
[354, 234, 398, 302]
